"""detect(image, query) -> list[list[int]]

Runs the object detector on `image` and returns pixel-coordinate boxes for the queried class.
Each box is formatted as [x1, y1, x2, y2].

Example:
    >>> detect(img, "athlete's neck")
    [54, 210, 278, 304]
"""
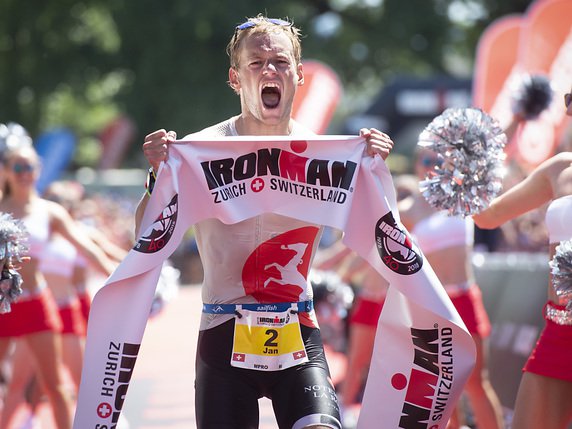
[234, 115, 293, 136]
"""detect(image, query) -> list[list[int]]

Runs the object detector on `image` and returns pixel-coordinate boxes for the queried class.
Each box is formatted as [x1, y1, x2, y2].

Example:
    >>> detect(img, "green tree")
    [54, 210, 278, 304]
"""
[0, 0, 533, 168]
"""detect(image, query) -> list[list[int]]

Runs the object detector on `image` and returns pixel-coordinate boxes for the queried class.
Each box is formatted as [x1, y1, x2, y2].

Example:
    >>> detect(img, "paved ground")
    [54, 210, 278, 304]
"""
[9, 284, 350, 428]
[113, 284, 348, 428]
[121, 284, 279, 429]
[9, 285, 279, 429]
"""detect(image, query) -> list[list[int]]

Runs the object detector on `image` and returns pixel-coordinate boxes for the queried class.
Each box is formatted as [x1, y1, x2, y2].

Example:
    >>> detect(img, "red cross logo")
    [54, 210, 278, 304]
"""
[251, 178, 265, 192]
[97, 402, 112, 419]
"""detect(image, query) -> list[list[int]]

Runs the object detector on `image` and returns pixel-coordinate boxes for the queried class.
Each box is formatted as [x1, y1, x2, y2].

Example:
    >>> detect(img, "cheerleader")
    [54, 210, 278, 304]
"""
[0, 136, 115, 429]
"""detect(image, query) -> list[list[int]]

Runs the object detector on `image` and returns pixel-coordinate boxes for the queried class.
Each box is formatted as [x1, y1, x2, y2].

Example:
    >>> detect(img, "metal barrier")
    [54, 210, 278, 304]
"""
[472, 252, 560, 426]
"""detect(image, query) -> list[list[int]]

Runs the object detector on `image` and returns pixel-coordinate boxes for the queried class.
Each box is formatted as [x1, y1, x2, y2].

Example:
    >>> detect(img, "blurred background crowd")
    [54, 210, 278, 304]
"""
[1, 0, 571, 428]
[2, 0, 566, 267]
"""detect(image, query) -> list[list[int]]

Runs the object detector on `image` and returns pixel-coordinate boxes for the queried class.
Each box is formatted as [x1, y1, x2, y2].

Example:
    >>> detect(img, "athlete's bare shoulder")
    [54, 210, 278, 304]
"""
[184, 117, 238, 139]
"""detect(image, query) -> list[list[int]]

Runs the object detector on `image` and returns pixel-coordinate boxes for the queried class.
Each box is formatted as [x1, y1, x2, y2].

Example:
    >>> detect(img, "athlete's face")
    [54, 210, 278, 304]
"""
[229, 31, 304, 126]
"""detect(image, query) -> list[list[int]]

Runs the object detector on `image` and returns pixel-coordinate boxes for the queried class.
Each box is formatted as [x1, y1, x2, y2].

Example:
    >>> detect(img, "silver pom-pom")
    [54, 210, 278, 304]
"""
[0, 270, 23, 314]
[0, 213, 28, 261]
[0, 213, 29, 313]
[510, 74, 554, 120]
[0, 122, 32, 161]
[550, 239, 572, 311]
[418, 108, 507, 217]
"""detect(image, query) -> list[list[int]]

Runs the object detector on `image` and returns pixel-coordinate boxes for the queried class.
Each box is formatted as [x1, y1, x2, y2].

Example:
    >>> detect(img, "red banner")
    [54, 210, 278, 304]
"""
[516, 0, 572, 167]
[292, 60, 342, 135]
[472, 14, 523, 116]
[98, 115, 136, 169]
[473, 0, 572, 169]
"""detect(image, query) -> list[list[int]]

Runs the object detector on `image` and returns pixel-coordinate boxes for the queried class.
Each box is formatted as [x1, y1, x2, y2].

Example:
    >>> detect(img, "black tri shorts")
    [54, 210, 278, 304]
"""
[195, 318, 342, 429]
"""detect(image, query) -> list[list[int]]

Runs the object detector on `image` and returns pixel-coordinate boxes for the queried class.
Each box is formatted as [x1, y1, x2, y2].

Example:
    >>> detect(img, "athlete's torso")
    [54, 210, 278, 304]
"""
[187, 117, 322, 330]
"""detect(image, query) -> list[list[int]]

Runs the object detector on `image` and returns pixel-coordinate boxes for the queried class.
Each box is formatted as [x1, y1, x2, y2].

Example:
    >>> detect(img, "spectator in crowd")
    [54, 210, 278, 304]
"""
[398, 150, 504, 429]
[0, 136, 116, 429]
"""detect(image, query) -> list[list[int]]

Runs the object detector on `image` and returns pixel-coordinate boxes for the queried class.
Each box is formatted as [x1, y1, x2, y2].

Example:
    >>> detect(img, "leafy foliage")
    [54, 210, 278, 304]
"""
[0, 0, 532, 168]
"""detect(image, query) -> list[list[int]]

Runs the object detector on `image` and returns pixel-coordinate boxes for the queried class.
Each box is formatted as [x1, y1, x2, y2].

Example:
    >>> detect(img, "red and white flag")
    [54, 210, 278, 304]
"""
[73, 136, 475, 429]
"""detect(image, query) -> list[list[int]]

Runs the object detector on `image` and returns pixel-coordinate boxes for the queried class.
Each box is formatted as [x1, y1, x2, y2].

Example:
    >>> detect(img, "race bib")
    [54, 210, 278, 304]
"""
[231, 306, 308, 371]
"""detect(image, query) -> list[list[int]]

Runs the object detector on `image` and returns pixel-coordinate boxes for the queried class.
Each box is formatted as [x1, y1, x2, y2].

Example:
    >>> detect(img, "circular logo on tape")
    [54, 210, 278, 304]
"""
[134, 194, 178, 253]
[375, 212, 422, 275]
[97, 402, 113, 419]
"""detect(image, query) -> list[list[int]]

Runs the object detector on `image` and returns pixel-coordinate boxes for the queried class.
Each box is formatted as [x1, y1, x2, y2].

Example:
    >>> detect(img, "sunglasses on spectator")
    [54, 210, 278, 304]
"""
[565, 93, 571, 108]
[12, 163, 35, 174]
[419, 155, 442, 168]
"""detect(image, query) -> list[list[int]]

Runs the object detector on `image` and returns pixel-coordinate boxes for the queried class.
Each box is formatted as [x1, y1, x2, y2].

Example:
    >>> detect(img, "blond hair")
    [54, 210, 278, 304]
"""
[226, 14, 302, 69]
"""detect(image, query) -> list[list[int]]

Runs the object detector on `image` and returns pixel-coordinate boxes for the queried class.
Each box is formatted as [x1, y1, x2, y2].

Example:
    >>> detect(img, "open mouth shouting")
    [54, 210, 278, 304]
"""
[261, 82, 281, 109]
